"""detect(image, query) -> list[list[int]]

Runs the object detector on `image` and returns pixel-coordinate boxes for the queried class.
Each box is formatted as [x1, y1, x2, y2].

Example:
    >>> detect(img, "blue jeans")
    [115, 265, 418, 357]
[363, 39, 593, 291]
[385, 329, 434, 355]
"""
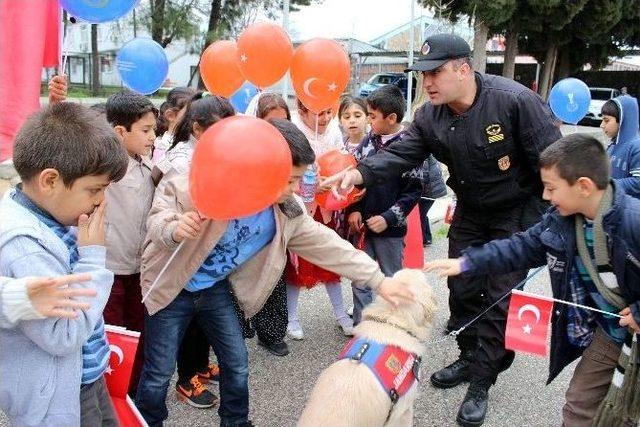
[135, 280, 249, 427]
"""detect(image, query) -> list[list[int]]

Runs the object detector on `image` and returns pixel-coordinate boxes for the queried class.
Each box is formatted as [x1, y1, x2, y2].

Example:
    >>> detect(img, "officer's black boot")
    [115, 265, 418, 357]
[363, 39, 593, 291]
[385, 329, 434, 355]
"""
[456, 380, 490, 427]
[430, 350, 473, 388]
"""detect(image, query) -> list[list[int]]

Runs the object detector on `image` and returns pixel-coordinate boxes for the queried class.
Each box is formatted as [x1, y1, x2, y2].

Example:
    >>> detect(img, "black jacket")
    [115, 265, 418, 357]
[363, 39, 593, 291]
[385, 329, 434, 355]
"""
[357, 73, 562, 212]
[348, 130, 421, 238]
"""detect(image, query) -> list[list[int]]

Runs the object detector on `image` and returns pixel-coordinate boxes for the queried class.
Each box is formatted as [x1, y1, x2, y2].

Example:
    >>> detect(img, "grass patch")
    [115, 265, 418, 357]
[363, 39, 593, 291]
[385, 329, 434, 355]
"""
[40, 83, 169, 99]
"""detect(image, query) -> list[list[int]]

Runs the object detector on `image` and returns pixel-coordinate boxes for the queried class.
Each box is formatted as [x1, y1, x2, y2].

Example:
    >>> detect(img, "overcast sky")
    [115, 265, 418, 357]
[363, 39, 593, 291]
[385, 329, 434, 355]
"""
[289, 0, 432, 42]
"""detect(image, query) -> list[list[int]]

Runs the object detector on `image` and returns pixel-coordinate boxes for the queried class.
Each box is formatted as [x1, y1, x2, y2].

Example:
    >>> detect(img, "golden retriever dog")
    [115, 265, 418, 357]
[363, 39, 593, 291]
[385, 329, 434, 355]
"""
[298, 269, 437, 427]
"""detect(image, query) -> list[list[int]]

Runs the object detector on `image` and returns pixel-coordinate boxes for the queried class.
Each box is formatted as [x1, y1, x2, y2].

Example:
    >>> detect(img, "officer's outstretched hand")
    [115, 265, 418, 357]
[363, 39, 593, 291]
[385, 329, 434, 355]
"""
[324, 166, 364, 200]
[377, 277, 416, 307]
[424, 258, 463, 277]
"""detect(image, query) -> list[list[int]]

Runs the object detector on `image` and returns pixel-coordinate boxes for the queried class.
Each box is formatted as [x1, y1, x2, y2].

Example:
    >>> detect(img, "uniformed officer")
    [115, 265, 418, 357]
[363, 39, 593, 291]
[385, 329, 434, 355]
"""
[329, 33, 562, 426]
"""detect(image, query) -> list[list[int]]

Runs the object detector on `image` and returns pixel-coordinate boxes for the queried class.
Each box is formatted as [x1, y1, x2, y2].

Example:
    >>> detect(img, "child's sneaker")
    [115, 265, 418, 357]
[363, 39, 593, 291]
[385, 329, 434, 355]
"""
[287, 321, 304, 340]
[337, 316, 354, 336]
[176, 375, 219, 408]
[197, 363, 220, 383]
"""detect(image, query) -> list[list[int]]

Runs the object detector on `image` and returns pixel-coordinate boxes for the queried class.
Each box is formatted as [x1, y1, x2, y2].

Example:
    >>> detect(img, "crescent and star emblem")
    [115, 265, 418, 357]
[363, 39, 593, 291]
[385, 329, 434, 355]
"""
[517, 304, 541, 335]
[105, 344, 125, 375]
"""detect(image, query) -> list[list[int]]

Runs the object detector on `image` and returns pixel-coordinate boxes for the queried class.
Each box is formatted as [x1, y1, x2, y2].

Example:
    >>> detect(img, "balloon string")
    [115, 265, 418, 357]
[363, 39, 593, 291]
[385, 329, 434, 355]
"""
[60, 15, 73, 76]
[141, 240, 186, 303]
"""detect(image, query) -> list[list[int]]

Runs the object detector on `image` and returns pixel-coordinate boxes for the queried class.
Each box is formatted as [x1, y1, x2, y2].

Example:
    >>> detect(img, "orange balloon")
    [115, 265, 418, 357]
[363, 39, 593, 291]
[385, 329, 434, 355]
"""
[189, 116, 293, 219]
[315, 149, 363, 210]
[237, 23, 293, 88]
[290, 38, 350, 113]
[200, 40, 244, 98]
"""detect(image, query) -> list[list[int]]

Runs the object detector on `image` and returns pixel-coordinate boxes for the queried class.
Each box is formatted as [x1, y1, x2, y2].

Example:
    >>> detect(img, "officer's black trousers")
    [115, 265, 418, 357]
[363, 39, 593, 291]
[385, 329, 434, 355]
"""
[446, 203, 528, 385]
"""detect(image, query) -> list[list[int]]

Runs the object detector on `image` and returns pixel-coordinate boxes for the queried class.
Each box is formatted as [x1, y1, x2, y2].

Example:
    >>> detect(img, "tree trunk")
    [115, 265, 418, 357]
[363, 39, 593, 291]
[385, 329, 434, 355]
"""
[133, 8, 137, 37]
[91, 24, 100, 96]
[538, 44, 558, 101]
[555, 48, 571, 80]
[151, 0, 165, 44]
[502, 29, 518, 79]
[472, 19, 489, 73]
[197, 0, 222, 89]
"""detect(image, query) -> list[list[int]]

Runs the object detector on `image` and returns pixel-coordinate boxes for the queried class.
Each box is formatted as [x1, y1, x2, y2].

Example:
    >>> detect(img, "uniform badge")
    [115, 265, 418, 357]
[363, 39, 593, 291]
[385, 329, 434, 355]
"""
[385, 355, 402, 374]
[421, 42, 430, 55]
[485, 123, 505, 143]
[498, 155, 511, 171]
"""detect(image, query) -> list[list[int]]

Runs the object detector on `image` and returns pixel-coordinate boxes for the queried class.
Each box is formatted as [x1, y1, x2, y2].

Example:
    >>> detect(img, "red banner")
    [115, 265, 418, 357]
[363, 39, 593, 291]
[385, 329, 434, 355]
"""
[0, 0, 60, 161]
[505, 290, 553, 357]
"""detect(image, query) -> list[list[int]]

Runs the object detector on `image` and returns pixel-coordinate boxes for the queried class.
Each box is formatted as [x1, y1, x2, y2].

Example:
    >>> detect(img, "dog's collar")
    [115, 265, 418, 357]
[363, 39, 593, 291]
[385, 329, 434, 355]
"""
[364, 315, 421, 341]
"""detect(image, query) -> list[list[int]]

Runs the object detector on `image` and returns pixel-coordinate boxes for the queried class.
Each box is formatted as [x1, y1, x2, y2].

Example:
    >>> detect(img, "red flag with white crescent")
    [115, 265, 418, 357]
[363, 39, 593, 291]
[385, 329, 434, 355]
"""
[105, 325, 148, 426]
[505, 290, 554, 357]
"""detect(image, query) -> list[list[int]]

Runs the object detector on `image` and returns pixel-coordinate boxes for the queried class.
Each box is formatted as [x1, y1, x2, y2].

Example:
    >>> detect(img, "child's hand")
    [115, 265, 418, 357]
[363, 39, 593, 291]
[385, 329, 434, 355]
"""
[348, 212, 363, 233]
[48, 74, 68, 104]
[27, 274, 95, 318]
[619, 307, 640, 333]
[172, 211, 203, 242]
[424, 259, 463, 277]
[366, 215, 388, 233]
[377, 277, 416, 307]
[77, 201, 106, 247]
[316, 176, 333, 194]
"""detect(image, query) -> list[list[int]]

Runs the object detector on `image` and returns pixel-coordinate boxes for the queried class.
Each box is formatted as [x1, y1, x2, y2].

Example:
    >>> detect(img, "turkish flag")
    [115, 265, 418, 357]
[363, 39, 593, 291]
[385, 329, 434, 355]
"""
[403, 207, 424, 269]
[105, 325, 148, 427]
[505, 290, 553, 357]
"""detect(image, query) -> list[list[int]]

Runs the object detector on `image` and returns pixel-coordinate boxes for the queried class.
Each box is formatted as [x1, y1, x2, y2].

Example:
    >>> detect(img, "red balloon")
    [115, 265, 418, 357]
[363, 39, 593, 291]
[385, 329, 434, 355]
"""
[315, 149, 362, 210]
[189, 116, 292, 219]
[200, 40, 245, 98]
[290, 38, 350, 113]
[237, 23, 293, 88]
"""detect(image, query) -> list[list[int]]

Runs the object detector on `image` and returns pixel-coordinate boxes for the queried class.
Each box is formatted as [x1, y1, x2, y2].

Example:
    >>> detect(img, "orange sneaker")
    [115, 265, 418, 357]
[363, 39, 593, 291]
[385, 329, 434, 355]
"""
[176, 375, 219, 408]
[197, 363, 220, 383]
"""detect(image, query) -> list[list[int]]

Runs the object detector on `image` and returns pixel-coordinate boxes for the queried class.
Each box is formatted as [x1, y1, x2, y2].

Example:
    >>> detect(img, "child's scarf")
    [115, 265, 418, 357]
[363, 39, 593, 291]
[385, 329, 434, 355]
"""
[575, 184, 639, 426]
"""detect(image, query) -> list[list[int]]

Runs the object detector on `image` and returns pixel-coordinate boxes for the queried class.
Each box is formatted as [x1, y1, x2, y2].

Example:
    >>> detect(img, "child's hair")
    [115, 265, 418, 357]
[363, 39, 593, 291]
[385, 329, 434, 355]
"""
[268, 118, 316, 167]
[105, 90, 158, 130]
[14, 102, 128, 186]
[156, 87, 197, 135]
[257, 93, 291, 120]
[601, 100, 620, 122]
[171, 92, 235, 148]
[296, 98, 309, 114]
[539, 134, 609, 190]
[338, 96, 367, 118]
[367, 85, 406, 123]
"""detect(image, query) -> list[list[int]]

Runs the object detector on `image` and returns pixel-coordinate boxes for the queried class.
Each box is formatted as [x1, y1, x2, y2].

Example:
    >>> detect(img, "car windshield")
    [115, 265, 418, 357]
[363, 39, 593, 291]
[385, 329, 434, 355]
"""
[368, 74, 398, 85]
[590, 89, 612, 101]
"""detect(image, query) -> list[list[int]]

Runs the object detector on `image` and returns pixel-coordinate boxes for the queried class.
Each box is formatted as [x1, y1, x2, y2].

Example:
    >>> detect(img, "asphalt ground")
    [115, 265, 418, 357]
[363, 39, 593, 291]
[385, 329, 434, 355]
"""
[154, 224, 572, 427]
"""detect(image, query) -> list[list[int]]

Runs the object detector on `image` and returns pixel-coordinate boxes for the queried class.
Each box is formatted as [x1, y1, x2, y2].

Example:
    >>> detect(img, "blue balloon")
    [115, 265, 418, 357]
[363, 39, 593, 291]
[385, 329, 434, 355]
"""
[230, 82, 259, 114]
[60, 0, 139, 24]
[116, 38, 168, 95]
[548, 78, 591, 125]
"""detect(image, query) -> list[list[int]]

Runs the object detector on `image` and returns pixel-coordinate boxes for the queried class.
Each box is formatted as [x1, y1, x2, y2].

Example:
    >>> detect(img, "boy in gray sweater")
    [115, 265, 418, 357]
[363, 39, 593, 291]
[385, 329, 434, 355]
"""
[0, 102, 128, 426]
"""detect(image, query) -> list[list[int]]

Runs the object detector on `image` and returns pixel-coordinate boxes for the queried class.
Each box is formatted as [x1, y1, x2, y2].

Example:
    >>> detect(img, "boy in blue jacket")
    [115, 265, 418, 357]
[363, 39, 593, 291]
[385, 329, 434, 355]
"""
[346, 84, 422, 325]
[600, 95, 640, 198]
[426, 134, 640, 426]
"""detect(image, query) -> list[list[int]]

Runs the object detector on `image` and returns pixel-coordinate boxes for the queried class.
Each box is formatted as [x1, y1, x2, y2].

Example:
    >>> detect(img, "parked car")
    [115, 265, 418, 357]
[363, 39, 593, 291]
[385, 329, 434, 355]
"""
[359, 73, 417, 101]
[580, 87, 621, 126]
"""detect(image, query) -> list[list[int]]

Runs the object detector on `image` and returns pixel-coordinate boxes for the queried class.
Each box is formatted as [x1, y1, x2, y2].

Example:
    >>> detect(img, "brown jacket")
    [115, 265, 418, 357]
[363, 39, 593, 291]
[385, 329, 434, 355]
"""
[140, 174, 385, 317]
